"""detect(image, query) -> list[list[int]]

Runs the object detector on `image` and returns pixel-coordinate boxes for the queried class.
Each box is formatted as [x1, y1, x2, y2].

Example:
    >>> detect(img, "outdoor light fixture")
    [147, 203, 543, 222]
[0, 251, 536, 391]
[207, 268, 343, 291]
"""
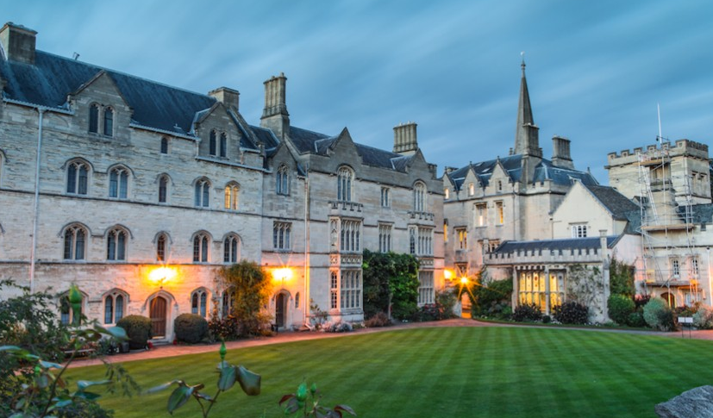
[149, 266, 176, 288]
[460, 276, 469, 285]
[272, 268, 293, 284]
[444, 269, 454, 280]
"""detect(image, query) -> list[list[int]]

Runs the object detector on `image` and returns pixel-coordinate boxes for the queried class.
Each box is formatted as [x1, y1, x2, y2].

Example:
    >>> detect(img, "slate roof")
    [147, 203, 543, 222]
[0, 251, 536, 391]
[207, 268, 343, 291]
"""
[446, 154, 598, 189]
[678, 203, 713, 224]
[492, 236, 619, 254]
[0, 50, 260, 147]
[583, 184, 639, 220]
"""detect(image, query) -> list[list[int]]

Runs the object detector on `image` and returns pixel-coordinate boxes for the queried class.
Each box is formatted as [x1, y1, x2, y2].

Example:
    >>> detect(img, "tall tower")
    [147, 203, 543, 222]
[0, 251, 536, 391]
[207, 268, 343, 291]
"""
[513, 57, 541, 157]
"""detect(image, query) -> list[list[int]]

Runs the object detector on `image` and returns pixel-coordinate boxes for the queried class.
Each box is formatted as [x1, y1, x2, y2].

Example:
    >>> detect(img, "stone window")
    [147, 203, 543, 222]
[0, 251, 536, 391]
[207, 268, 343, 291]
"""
[340, 219, 360, 253]
[109, 166, 129, 199]
[378, 224, 391, 253]
[156, 232, 169, 262]
[571, 223, 587, 238]
[209, 130, 217, 156]
[380, 187, 390, 207]
[692, 257, 700, 277]
[417, 227, 433, 256]
[476, 203, 487, 227]
[295, 292, 300, 308]
[89, 104, 99, 133]
[337, 167, 353, 202]
[194, 178, 211, 208]
[276, 165, 290, 195]
[456, 228, 467, 250]
[63, 224, 87, 260]
[158, 175, 169, 203]
[220, 133, 227, 158]
[498, 180, 503, 192]
[191, 289, 209, 317]
[223, 234, 240, 263]
[59, 292, 83, 325]
[193, 232, 210, 263]
[106, 226, 128, 261]
[160, 137, 169, 154]
[409, 227, 416, 255]
[418, 270, 434, 305]
[221, 289, 234, 318]
[443, 220, 448, 243]
[444, 187, 450, 200]
[103, 290, 126, 324]
[103, 107, 114, 137]
[330, 271, 338, 309]
[671, 258, 680, 277]
[224, 182, 239, 210]
[488, 240, 500, 253]
[496, 201, 504, 225]
[413, 182, 426, 212]
[340, 269, 361, 310]
[468, 183, 475, 196]
[273, 222, 291, 250]
[66, 160, 90, 195]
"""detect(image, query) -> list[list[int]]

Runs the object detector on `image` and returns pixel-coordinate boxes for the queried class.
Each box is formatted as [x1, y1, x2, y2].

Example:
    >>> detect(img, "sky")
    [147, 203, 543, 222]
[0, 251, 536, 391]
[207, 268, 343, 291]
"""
[3, 0, 713, 184]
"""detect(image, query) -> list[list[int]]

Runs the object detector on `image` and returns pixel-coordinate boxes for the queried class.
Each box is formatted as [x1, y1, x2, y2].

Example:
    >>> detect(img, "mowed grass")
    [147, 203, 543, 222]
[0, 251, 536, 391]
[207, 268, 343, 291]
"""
[67, 327, 713, 418]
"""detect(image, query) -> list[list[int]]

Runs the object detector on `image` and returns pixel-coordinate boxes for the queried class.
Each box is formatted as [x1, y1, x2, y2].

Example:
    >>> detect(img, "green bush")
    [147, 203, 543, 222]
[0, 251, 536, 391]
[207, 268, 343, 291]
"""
[607, 294, 635, 325]
[471, 277, 514, 316]
[553, 301, 589, 325]
[693, 306, 713, 329]
[174, 313, 209, 344]
[643, 298, 676, 331]
[116, 315, 152, 349]
[364, 312, 391, 328]
[362, 250, 420, 321]
[627, 311, 646, 328]
[512, 303, 542, 322]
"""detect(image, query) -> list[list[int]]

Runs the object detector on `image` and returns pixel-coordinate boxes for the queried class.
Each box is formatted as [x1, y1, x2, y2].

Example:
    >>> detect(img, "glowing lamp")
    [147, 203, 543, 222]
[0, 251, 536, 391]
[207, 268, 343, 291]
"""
[272, 268, 293, 282]
[149, 267, 176, 287]
[460, 277, 469, 285]
[444, 269, 454, 280]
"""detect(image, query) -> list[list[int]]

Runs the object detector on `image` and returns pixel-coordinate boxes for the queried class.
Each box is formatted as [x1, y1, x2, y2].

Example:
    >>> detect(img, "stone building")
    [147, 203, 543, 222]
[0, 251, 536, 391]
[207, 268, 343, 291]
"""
[0, 22, 443, 340]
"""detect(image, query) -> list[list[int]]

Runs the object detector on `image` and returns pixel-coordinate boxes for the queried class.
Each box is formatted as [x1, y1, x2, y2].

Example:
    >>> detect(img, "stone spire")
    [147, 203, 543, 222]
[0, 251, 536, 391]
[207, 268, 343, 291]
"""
[513, 55, 541, 157]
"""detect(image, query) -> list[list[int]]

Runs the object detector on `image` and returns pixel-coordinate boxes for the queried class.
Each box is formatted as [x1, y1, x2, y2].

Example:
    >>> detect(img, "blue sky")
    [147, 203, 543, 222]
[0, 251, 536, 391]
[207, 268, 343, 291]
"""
[3, 1, 712, 183]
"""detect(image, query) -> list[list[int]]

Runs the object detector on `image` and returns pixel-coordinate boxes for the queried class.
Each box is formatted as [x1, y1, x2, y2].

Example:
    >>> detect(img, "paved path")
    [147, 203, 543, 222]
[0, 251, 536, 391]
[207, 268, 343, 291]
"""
[68, 318, 713, 368]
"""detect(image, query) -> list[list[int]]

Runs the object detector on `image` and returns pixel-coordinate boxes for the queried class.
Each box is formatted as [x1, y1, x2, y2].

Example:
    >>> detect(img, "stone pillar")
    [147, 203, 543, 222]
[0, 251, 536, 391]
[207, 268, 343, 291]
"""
[512, 266, 519, 308]
[544, 265, 551, 315]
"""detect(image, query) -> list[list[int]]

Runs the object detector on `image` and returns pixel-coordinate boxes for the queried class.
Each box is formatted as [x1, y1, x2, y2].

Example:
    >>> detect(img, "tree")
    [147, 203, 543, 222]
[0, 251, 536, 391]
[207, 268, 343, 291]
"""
[609, 258, 636, 298]
[362, 250, 420, 320]
[219, 261, 273, 336]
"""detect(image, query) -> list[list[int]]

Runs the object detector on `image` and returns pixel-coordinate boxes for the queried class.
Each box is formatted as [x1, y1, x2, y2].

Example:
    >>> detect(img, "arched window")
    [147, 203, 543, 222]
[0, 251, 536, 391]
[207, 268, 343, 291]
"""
[209, 130, 217, 156]
[223, 234, 240, 263]
[224, 183, 239, 210]
[104, 290, 126, 324]
[193, 232, 209, 263]
[337, 167, 353, 202]
[295, 292, 300, 309]
[276, 165, 290, 195]
[156, 233, 169, 262]
[0, 150, 5, 186]
[66, 160, 89, 195]
[103, 107, 114, 136]
[221, 289, 234, 318]
[89, 104, 99, 133]
[158, 175, 169, 203]
[219, 133, 227, 158]
[109, 166, 129, 199]
[60, 293, 83, 325]
[194, 178, 211, 207]
[160, 137, 169, 154]
[191, 289, 208, 317]
[63, 224, 87, 260]
[413, 182, 426, 212]
[107, 227, 128, 261]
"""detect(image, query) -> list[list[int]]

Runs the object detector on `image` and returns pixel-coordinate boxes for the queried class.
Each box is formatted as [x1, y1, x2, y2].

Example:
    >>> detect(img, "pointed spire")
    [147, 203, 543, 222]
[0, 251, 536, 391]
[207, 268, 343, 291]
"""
[514, 52, 540, 157]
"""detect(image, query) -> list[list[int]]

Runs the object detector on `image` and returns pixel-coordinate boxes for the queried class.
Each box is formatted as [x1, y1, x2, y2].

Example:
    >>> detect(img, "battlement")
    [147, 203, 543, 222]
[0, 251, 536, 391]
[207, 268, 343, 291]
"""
[607, 139, 709, 165]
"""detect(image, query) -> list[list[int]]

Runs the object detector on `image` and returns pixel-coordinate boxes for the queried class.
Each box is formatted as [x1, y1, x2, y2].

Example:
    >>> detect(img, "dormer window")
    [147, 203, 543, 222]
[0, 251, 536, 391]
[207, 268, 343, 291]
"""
[220, 133, 227, 158]
[498, 180, 503, 192]
[444, 188, 450, 200]
[89, 104, 99, 133]
[468, 183, 475, 196]
[103, 108, 114, 137]
[209, 131, 217, 156]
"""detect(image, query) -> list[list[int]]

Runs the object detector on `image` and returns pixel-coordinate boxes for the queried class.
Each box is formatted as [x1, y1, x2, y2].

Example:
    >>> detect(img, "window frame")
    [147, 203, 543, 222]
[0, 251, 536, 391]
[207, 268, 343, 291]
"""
[103, 290, 126, 325]
[66, 160, 90, 195]
[103, 107, 114, 137]
[106, 226, 128, 261]
[63, 224, 87, 261]
[337, 167, 354, 202]
[194, 178, 211, 208]
[88, 104, 100, 134]
[160, 137, 169, 154]
[193, 232, 210, 263]
[413, 181, 426, 212]
[191, 288, 209, 318]
[108, 166, 130, 199]
[224, 182, 239, 210]
[223, 234, 240, 264]
[273, 222, 292, 251]
[158, 175, 169, 203]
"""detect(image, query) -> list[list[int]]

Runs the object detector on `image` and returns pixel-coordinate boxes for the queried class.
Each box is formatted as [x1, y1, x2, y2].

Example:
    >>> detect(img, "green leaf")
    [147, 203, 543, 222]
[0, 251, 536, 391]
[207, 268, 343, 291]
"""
[335, 404, 357, 416]
[77, 379, 111, 391]
[218, 365, 237, 391]
[39, 360, 63, 369]
[167, 384, 194, 413]
[74, 391, 101, 401]
[236, 365, 261, 396]
[144, 380, 182, 394]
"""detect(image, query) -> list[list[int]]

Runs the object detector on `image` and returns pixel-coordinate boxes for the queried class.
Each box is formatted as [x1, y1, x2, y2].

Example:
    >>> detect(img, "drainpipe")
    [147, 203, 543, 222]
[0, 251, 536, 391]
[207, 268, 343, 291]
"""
[29, 108, 45, 294]
[707, 247, 712, 308]
[303, 177, 310, 324]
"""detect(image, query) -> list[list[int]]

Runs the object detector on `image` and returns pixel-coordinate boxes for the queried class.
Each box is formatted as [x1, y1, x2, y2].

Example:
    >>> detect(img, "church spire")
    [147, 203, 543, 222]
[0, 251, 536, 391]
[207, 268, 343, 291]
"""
[513, 53, 541, 157]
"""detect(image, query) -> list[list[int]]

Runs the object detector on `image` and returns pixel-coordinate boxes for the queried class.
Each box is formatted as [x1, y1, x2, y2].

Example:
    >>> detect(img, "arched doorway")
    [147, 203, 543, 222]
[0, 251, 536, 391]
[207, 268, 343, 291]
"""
[661, 292, 676, 308]
[150, 296, 168, 337]
[275, 293, 287, 328]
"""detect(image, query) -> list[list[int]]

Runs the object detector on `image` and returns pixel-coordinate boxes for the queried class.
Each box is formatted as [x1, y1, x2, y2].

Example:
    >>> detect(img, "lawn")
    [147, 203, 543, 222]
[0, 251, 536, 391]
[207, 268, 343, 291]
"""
[67, 326, 713, 418]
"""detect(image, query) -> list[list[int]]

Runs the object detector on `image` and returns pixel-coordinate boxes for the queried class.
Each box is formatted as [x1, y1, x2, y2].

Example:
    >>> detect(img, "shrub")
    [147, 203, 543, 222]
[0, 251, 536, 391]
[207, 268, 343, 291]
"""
[542, 315, 552, 324]
[471, 277, 514, 316]
[512, 303, 542, 322]
[208, 313, 240, 341]
[364, 312, 391, 328]
[362, 250, 420, 321]
[553, 301, 589, 325]
[219, 260, 273, 337]
[434, 290, 458, 319]
[693, 306, 713, 329]
[643, 298, 676, 331]
[627, 311, 646, 328]
[634, 294, 651, 311]
[116, 315, 152, 349]
[324, 322, 352, 333]
[607, 294, 635, 325]
[174, 313, 209, 344]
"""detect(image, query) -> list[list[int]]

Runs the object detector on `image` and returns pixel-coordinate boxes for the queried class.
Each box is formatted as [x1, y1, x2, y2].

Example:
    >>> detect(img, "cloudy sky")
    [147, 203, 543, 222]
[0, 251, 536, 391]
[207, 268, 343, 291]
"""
[3, 1, 712, 183]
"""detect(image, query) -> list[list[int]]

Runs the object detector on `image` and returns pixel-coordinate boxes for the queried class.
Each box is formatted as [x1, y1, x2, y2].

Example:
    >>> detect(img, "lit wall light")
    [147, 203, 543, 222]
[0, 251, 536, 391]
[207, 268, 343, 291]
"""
[149, 266, 176, 288]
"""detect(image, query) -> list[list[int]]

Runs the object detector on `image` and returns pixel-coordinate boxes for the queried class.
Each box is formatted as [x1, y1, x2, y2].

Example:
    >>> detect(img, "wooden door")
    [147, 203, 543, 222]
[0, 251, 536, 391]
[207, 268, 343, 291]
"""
[150, 296, 167, 337]
[276, 293, 286, 328]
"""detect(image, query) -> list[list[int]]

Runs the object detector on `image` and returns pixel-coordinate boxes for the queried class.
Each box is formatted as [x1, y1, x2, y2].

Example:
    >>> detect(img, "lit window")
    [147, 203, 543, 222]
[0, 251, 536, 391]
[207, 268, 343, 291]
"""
[194, 178, 211, 207]
[67, 160, 89, 195]
[220, 133, 227, 158]
[468, 183, 475, 196]
[496, 201, 504, 225]
[340, 220, 361, 252]
[224, 183, 239, 210]
[276, 165, 290, 195]
[381, 187, 390, 207]
[209, 130, 217, 156]
[158, 175, 169, 203]
[103, 108, 114, 136]
[193, 233, 209, 263]
[109, 166, 129, 199]
[191, 289, 208, 318]
[330, 271, 338, 309]
[273, 222, 292, 250]
[160, 137, 168, 154]
[223, 235, 240, 263]
[456, 228, 467, 250]
[337, 167, 353, 202]
[104, 291, 126, 324]
[413, 182, 426, 212]
[89, 104, 99, 133]
[63, 224, 86, 260]
[444, 188, 450, 200]
[476, 204, 487, 227]
[107, 227, 128, 261]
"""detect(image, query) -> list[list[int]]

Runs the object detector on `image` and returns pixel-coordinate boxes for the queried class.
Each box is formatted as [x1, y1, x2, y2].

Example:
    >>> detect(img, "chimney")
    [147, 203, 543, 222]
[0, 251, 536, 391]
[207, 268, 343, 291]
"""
[443, 166, 458, 175]
[551, 136, 574, 169]
[209, 87, 240, 112]
[0, 22, 37, 64]
[393, 122, 418, 155]
[260, 73, 290, 139]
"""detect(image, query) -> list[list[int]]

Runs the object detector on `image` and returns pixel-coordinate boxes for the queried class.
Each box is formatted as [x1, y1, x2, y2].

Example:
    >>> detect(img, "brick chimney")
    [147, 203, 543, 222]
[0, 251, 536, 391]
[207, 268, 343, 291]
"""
[209, 87, 240, 113]
[551, 136, 574, 169]
[260, 73, 289, 139]
[0, 22, 37, 64]
[393, 122, 418, 156]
